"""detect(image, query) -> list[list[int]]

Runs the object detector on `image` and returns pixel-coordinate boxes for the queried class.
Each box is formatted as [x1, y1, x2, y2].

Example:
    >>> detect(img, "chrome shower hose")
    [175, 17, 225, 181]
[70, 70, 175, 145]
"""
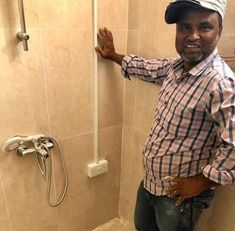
[41, 138, 68, 207]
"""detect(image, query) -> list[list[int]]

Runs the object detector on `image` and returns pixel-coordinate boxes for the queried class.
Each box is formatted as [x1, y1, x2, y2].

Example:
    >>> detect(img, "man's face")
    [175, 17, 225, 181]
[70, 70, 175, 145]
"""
[175, 8, 222, 71]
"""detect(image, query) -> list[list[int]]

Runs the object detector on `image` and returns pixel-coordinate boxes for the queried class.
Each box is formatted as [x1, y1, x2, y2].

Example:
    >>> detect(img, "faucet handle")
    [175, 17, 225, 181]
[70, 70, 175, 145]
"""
[17, 145, 35, 157]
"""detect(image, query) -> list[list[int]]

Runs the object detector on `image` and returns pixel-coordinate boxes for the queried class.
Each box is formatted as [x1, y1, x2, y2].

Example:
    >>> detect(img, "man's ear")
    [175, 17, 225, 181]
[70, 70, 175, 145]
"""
[216, 25, 223, 44]
[218, 25, 223, 38]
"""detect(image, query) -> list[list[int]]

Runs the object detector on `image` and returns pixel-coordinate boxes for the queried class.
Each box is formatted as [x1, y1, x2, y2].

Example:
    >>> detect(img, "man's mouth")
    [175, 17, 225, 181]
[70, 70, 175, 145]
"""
[184, 44, 200, 48]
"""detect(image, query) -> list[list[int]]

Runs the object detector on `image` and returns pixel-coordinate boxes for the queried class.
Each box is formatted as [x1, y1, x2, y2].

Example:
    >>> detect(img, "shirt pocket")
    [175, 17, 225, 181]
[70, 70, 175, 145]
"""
[164, 99, 207, 138]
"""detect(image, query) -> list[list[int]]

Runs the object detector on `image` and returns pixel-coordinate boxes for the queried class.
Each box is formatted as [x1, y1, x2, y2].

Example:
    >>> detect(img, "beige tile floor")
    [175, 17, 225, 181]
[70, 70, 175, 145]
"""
[92, 218, 134, 231]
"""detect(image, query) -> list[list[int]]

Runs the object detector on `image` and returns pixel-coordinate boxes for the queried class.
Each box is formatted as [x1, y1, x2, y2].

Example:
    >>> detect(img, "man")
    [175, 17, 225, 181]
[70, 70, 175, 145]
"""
[96, 0, 235, 230]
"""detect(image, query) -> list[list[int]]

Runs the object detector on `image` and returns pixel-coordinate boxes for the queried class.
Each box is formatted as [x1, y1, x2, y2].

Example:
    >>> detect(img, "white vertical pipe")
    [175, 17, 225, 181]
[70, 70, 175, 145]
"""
[92, 0, 99, 162]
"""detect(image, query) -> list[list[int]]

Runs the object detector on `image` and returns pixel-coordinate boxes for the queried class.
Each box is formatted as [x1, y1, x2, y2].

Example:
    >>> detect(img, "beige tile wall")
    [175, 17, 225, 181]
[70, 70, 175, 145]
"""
[0, 0, 234, 230]
[0, 0, 128, 231]
[120, 0, 235, 231]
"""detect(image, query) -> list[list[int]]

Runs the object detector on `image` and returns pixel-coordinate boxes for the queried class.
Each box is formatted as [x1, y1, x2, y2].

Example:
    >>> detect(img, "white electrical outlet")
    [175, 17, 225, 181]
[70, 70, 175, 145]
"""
[87, 159, 108, 178]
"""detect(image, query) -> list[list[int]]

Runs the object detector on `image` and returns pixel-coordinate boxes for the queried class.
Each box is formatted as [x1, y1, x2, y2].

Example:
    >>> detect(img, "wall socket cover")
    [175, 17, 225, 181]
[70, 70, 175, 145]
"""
[87, 159, 108, 178]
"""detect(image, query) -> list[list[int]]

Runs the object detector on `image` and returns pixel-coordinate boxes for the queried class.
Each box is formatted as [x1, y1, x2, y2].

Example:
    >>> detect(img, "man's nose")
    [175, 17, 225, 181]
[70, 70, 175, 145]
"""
[188, 29, 200, 41]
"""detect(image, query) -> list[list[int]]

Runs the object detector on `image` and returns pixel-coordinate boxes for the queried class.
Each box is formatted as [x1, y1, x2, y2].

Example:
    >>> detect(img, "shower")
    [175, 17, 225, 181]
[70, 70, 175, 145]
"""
[1, 135, 68, 207]
[16, 0, 29, 51]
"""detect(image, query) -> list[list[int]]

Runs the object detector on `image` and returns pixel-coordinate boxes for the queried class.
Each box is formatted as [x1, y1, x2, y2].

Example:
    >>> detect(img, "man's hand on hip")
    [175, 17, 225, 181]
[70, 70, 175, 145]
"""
[164, 175, 218, 206]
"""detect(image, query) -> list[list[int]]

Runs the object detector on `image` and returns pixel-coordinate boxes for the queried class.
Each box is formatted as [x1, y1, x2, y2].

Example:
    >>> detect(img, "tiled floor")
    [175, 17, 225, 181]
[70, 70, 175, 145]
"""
[92, 218, 134, 231]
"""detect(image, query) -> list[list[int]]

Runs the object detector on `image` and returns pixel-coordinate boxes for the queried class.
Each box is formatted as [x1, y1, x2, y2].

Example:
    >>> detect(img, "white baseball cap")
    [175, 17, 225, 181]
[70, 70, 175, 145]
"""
[165, 0, 227, 24]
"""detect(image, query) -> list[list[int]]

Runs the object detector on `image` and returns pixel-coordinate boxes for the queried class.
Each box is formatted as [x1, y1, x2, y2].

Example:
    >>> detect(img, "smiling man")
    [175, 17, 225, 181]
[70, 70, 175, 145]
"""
[96, 0, 235, 230]
[172, 2, 223, 72]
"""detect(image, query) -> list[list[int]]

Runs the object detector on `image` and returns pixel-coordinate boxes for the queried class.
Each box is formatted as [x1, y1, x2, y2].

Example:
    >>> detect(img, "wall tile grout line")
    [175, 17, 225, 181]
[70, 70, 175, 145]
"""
[0, 171, 13, 231]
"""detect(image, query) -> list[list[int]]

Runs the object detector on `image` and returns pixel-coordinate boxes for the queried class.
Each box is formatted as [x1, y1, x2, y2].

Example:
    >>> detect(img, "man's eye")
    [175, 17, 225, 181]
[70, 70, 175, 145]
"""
[179, 25, 189, 31]
[199, 24, 213, 31]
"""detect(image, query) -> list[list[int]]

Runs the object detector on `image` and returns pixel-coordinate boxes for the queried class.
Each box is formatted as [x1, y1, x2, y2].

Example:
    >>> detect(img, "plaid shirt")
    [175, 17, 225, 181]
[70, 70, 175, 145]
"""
[122, 49, 235, 195]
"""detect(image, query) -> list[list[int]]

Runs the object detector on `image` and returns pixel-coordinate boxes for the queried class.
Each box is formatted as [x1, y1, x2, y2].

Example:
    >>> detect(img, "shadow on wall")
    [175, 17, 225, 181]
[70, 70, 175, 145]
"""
[223, 56, 235, 72]
[0, 0, 21, 62]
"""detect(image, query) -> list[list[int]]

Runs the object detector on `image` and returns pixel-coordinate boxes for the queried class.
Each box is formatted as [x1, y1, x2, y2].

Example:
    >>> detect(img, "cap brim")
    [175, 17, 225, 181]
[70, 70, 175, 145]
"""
[165, 1, 201, 24]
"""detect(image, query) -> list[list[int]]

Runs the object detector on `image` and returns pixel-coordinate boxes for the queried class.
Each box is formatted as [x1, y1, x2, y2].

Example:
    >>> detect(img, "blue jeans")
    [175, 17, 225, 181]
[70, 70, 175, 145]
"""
[134, 180, 214, 231]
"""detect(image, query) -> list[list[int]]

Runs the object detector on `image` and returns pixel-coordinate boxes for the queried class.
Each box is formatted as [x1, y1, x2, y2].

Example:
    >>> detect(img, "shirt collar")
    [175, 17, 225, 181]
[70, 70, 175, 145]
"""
[172, 48, 219, 79]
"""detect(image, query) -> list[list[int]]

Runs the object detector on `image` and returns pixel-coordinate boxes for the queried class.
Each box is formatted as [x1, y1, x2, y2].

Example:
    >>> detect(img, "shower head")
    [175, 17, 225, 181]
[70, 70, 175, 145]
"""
[1, 134, 45, 153]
